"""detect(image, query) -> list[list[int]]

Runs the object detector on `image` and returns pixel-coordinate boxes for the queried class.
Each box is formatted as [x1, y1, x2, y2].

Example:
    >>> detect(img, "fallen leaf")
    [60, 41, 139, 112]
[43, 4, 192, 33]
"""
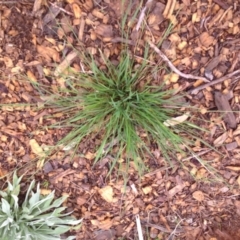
[40, 189, 52, 195]
[33, 0, 42, 13]
[213, 132, 228, 146]
[54, 50, 78, 76]
[164, 112, 190, 127]
[168, 176, 185, 198]
[85, 151, 96, 160]
[95, 24, 113, 38]
[226, 166, 240, 171]
[76, 196, 87, 205]
[91, 218, 113, 230]
[37, 45, 60, 62]
[99, 186, 114, 203]
[196, 168, 207, 179]
[142, 186, 152, 194]
[192, 190, 205, 201]
[3, 56, 13, 68]
[199, 32, 215, 48]
[29, 139, 44, 156]
[168, 185, 184, 198]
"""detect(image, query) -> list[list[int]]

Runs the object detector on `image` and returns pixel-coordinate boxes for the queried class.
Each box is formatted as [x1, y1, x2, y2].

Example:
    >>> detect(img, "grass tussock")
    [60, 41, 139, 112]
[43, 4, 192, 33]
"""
[38, 47, 206, 175]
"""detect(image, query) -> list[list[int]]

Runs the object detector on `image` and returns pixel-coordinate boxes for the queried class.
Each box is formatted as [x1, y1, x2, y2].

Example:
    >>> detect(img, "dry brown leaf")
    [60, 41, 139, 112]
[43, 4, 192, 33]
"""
[0, 168, 8, 178]
[226, 166, 240, 171]
[91, 218, 113, 230]
[29, 139, 44, 156]
[85, 151, 96, 160]
[178, 41, 187, 50]
[95, 24, 113, 38]
[98, 186, 114, 203]
[33, 0, 42, 13]
[199, 32, 215, 48]
[37, 45, 60, 62]
[192, 190, 205, 201]
[3, 56, 13, 68]
[27, 70, 37, 82]
[83, 0, 93, 11]
[54, 51, 78, 76]
[40, 189, 52, 195]
[142, 186, 152, 194]
[213, 132, 228, 146]
[196, 168, 207, 179]
[76, 196, 87, 205]
[164, 112, 189, 127]
[92, 8, 104, 19]
[168, 185, 184, 198]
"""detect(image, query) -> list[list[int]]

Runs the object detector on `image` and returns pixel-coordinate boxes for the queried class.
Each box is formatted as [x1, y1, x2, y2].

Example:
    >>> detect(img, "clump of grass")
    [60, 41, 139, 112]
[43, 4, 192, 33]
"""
[38, 48, 204, 175]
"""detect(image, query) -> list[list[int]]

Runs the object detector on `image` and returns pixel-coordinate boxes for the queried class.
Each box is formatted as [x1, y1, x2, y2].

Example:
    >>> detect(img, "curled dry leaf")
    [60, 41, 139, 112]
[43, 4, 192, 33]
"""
[164, 112, 190, 127]
[83, 0, 93, 11]
[3, 56, 13, 68]
[94, 24, 113, 38]
[98, 185, 114, 203]
[168, 184, 185, 199]
[29, 139, 44, 157]
[40, 189, 52, 195]
[192, 190, 205, 201]
[195, 168, 207, 180]
[37, 45, 60, 62]
[76, 196, 87, 205]
[213, 132, 228, 146]
[142, 186, 152, 195]
[32, 0, 42, 13]
[226, 166, 240, 171]
[27, 70, 37, 82]
[54, 50, 78, 76]
[91, 218, 113, 230]
[199, 32, 215, 48]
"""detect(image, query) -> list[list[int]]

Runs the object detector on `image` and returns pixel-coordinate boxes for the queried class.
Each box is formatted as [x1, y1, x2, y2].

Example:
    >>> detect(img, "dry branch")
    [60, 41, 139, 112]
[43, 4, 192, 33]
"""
[147, 40, 210, 83]
[190, 70, 240, 94]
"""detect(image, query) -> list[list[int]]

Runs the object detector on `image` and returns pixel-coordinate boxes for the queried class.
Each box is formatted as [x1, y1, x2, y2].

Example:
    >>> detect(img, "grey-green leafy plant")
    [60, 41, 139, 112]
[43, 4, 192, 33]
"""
[0, 172, 82, 240]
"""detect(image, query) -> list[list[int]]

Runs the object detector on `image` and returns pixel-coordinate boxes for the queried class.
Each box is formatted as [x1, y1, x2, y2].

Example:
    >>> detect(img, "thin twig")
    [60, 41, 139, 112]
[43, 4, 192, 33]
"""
[136, 0, 153, 31]
[167, 218, 184, 240]
[49, 2, 73, 16]
[189, 70, 240, 94]
[182, 149, 211, 162]
[141, 220, 183, 234]
[147, 40, 210, 83]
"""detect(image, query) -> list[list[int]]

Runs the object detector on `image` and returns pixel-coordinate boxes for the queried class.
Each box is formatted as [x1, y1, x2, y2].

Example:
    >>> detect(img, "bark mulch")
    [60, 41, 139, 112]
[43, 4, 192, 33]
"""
[1, 0, 240, 239]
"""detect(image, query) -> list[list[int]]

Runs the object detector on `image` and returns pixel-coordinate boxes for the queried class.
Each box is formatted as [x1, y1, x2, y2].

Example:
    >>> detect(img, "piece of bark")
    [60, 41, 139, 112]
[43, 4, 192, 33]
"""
[212, 0, 230, 10]
[214, 91, 237, 129]
[204, 56, 222, 80]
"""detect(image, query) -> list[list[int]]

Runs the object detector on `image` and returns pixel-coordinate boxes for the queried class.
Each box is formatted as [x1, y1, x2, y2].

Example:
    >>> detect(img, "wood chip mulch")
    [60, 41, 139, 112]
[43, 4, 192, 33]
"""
[1, 0, 240, 239]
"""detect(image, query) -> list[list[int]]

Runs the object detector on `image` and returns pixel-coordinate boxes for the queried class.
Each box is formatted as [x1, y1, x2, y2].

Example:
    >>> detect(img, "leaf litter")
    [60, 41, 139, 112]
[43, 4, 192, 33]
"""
[1, 0, 240, 239]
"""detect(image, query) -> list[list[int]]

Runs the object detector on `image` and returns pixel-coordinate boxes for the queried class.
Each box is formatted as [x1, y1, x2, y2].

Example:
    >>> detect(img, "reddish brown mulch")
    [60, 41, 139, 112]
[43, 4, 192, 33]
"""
[1, 0, 240, 239]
